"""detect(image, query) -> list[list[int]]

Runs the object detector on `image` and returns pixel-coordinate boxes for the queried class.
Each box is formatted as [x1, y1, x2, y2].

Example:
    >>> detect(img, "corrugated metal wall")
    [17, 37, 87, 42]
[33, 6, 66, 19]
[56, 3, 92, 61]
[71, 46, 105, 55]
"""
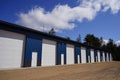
[56, 42, 66, 65]
[23, 35, 42, 67]
[86, 47, 91, 63]
[74, 46, 81, 64]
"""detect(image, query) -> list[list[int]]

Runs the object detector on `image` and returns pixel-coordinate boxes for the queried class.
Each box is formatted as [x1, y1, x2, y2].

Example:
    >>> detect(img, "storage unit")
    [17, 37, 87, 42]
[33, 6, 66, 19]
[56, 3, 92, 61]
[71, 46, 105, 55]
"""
[66, 44, 74, 64]
[94, 50, 98, 62]
[97, 51, 101, 62]
[74, 46, 81, 64]
[0, 20, 113, 69]
[41, 39, 56, 66]
[91, 49, 95, 63]
[102, 52, 105, 62]
[86, 48, 91, 63]
[106, 53, 109, 62]
[110, 53, 112, 61]
[81, 47, 86, 63]
[0, 30, 25, 69]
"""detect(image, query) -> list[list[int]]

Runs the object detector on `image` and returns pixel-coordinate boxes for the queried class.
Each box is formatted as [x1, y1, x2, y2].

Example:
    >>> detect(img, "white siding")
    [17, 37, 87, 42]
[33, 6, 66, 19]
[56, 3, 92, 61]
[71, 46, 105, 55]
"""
[31, 52, 37, 67]
[41, 39, 56, 66]
[66, 44, 74, 64]
[97, 51, 101, 62]
[0, 30, 25, 69]
[81, 47, 86, 63]
[91, 49, 95, 63]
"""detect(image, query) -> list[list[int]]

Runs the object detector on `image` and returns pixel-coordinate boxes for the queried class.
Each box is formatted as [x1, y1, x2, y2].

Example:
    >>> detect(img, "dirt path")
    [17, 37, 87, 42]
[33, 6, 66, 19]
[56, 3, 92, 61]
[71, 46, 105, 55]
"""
[0, 62, 120, 80]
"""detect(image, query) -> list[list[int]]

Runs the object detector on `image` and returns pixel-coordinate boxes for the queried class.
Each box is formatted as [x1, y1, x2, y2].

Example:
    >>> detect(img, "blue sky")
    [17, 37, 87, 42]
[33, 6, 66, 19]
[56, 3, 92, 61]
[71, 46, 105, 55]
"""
[0, 0, 120, 43]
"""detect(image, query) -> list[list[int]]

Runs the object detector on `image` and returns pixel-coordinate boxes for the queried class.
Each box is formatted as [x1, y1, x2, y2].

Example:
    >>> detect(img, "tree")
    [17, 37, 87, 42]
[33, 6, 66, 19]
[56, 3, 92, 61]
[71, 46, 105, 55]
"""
[76, 34, 81, 43]
[66, 37, 71, 40]
[117, 46, 120, 61]
[105, 39, 119, 61]
[99, 37, 103, 47]
[49, 28, 56, 35]
[84, 34, 101, 48]
[84, 34, 120, 61]
[99, 38, 120, 61]
[106, 39, 114, 51]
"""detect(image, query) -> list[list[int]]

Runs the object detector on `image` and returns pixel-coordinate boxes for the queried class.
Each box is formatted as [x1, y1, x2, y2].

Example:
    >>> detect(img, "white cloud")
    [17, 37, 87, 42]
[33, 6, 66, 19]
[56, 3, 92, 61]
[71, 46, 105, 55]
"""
[102, 39, 109, 45]
[17, 0, 120, 32]
[102, 39, 120, 46]
[115, 40, 120, 46]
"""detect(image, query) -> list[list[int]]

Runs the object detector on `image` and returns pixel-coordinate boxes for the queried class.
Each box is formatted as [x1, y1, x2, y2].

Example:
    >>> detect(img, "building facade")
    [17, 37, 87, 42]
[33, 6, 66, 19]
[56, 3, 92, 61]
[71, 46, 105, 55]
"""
[0, 20, 112, 69]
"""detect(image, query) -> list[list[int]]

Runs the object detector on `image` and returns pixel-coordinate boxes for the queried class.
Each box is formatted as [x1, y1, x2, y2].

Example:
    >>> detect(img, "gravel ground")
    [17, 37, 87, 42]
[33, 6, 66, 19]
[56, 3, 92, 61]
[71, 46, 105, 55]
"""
[0, 62, 120, 80]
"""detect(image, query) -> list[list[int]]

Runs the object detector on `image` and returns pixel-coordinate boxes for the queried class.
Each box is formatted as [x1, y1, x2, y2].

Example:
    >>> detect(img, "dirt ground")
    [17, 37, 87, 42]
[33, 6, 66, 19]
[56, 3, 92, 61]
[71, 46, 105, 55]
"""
[0, 62, 120, 80]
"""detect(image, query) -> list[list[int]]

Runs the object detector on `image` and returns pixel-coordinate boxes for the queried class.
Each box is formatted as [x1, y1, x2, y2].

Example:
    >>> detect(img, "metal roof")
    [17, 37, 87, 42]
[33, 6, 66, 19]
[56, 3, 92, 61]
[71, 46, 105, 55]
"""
[0, 20, 110, 52]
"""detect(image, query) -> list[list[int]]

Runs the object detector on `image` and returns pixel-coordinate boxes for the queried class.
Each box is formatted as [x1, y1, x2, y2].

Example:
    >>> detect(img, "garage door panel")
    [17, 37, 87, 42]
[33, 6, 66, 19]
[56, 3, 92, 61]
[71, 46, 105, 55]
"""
[0, 30, 25, 69]
[102, 52, 105, 62]
[42, 39, 56, 66]
[91, 49, 94, 63]
[67, 44, 74, 64]
[81, 47, 86, 63]
[97, 51, 101, 62]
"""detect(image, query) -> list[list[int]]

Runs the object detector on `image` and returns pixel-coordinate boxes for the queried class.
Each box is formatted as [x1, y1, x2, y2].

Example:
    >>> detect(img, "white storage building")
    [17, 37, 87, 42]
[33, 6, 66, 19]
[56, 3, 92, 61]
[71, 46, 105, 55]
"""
[0, 20, 112, 69]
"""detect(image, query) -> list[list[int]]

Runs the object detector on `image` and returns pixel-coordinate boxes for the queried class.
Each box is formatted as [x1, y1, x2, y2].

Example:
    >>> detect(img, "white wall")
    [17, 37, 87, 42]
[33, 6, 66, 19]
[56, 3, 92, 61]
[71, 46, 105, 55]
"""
[41, 39, 56, 66]
[97, 51, 101, 62]
[0, 30, 25, 69]
[91, 49, 94, 63]
[66, 44, 74, 64]
[81, 47, 86, 63]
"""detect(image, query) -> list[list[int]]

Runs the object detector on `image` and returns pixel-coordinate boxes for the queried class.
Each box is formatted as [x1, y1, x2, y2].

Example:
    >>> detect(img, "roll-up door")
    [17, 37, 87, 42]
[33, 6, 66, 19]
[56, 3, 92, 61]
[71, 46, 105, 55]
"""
[81, 47, 86, 63]
[97, 51, 101, 62]
[0, 30, 25, 69]
[66, 44, 74, 64]
[102, 52, 105, 62]
[42, 39, 56, 66]
[91, 49, 94, 63]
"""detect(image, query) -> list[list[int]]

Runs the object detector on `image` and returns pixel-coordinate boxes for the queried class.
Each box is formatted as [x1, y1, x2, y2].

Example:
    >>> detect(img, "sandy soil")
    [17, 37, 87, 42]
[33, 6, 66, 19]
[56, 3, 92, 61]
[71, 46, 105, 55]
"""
[0, 62, 120, 80]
